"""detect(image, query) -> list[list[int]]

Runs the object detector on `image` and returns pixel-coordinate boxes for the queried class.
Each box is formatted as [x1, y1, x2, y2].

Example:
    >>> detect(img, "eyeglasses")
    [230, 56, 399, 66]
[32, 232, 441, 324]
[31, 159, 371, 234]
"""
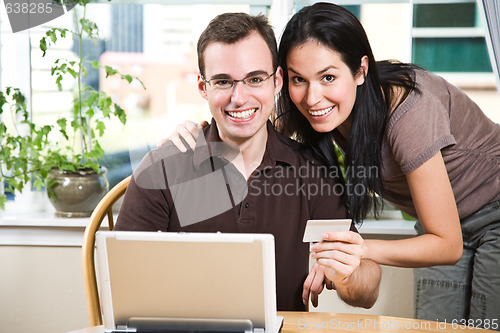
[201, 71, 276, 90]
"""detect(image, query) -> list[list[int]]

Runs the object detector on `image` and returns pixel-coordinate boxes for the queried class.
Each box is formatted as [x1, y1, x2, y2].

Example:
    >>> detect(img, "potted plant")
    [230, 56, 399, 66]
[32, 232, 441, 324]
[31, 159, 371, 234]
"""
[0, 0, 144, 217]
[40, 0, 145, 217]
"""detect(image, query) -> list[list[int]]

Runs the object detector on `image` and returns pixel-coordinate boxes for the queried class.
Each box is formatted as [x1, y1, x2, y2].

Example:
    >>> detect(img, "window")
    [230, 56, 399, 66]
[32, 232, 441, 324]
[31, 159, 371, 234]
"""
[411, 1, 492, 72]
[1, 0, 499, 209]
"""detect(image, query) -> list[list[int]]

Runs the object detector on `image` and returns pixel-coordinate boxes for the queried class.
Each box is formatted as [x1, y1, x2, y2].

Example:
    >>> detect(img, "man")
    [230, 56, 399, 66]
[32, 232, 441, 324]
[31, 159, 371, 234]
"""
[115, 12, 380, 311]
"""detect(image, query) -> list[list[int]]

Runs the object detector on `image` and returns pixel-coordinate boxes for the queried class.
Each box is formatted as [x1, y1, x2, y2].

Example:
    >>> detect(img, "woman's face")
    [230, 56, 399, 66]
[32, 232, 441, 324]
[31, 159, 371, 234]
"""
[286, 40, 367, 134]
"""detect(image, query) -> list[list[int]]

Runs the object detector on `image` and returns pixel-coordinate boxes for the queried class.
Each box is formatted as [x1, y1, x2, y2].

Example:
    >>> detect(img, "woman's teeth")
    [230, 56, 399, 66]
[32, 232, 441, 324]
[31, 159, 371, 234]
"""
[309, 106, 333, 116]
[227, 109, 257, 119]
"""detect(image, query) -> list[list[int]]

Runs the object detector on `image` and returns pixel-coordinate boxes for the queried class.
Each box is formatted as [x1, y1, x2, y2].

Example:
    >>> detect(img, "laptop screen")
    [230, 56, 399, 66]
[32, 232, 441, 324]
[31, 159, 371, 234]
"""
[95, 232, 281, 333]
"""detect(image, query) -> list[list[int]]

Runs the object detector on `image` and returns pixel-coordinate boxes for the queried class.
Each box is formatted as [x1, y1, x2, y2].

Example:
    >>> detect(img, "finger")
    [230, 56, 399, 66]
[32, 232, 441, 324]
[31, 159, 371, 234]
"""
[311, 241, 365, 259]
[176, 124, 198, 150]
[312, 247, 362, 281]
[302, 270, 315, 305]
[322, 231, 363, 245]
[185, 121, 202, 135]
[309, 268, 325, 308]
[157, 123, 195, 151]
[302, 263, 325, 306]
[169, 135, 187, 153]
[311, 231, 365, 252]
[157, 137, 170, 148]
[317, 258, 356, 281]
[313, 248, 361, 268]
[325, 279, 335, 290]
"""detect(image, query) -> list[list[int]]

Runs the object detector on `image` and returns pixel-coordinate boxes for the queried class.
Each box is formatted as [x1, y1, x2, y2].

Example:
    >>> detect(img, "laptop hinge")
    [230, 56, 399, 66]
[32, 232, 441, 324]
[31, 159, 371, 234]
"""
[113, 324, 137, 332]
[127, 317, 254, 333]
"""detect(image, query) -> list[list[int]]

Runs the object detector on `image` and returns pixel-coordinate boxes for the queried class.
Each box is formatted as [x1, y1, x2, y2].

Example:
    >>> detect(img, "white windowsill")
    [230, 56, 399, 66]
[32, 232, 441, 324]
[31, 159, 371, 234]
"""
[360, 219, 416, 235]
[0, 211, 96, 247]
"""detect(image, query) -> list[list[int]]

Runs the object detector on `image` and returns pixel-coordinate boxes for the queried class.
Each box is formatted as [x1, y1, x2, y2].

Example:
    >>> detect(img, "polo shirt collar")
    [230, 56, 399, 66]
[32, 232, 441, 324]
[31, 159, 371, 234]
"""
[260, 120, 296, 169]
[192, 118, 296, 169]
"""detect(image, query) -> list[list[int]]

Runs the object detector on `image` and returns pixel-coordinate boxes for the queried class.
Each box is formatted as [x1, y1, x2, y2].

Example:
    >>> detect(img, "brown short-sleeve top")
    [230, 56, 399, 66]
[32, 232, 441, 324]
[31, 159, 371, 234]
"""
[381, 70, 500, 219]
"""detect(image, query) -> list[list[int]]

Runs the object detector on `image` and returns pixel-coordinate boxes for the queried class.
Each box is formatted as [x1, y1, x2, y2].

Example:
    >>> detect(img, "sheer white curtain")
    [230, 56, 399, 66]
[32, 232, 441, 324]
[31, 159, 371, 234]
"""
[478, 0, 500, 94]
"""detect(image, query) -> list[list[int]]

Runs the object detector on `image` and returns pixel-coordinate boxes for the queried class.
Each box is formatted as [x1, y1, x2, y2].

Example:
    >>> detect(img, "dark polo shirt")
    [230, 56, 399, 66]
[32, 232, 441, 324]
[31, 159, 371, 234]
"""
[115, 120, 347, 311]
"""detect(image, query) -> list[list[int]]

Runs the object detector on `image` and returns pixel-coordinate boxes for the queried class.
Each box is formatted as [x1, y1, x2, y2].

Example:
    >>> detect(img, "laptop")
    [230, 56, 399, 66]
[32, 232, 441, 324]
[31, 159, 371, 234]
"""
[95, 231, 284, 333]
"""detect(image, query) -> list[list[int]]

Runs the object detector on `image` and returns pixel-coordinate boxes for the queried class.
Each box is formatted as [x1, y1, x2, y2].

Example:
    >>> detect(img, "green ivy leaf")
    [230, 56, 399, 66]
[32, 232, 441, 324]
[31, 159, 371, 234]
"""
[94, 141, 104, 155]
[39, 168, 48, 179]
[48, 30, 57, 43]
[86, 106, 95, 119]
[67, 68, 77, 78]
[32, 178, 45, 190]
[41, 125, 52, 136]
[56, 118, 69, 140]
[58, 63, 67, 73]
[60, 164, 76, 172]
[56, 75, 63, 91]
[80, 18, 99, 40]
[95, 120, 106, 136]
[40, 38, 47, 57]
[114, 103, 127, 125]
[99, 96, 112, 117]
[104, 66, 118, 78]
[85, 92, 99, 107]
[121, 74, 133, 84]
[33, 132, 44, 148]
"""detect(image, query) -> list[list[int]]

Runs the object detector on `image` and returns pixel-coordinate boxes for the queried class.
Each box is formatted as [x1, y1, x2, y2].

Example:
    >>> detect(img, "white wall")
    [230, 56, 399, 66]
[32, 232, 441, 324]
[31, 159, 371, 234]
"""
[310, 265, 413, 318]
[0, 246, 88, 333]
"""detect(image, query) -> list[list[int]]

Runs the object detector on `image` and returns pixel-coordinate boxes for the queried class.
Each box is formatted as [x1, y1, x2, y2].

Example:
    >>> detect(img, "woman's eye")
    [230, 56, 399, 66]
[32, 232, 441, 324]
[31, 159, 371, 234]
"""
[290, 76, 305, 84]
[323, 75, 335, 83]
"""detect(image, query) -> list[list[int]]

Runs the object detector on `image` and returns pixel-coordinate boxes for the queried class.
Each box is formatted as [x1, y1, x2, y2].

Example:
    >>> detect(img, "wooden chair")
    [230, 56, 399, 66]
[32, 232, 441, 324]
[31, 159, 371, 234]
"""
[82, 175, 131, 326]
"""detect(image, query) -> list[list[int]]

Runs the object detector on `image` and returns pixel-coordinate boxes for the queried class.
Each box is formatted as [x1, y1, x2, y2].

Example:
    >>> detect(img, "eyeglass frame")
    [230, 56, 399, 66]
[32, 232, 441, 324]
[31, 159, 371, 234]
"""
[200, 70, 277, 90]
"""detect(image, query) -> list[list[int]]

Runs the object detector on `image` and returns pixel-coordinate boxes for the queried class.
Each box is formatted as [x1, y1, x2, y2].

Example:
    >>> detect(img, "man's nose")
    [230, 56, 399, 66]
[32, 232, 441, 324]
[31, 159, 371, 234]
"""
[230, 81, 250, 105]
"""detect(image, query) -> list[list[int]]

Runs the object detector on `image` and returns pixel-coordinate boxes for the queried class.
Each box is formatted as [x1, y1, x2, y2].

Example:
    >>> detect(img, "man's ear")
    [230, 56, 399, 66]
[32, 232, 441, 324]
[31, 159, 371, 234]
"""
[198, 74, 208, 100]
[356, 56, 369, 86]
[274, 66, 284, 97]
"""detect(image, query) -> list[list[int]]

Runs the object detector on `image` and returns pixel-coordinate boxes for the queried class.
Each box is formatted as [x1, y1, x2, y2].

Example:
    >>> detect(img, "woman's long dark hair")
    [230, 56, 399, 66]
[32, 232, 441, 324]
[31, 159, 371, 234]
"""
[275, 2, 419, 223]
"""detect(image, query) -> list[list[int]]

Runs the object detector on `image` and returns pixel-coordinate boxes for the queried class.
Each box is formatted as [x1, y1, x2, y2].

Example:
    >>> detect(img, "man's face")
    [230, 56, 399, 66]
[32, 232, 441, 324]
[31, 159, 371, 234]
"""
[198, 31, 283, 145]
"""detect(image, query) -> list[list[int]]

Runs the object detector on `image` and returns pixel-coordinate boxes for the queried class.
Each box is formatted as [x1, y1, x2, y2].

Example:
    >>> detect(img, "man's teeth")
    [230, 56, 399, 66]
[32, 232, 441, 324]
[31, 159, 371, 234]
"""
[309, 106, 333, 116]
[227, 109, 257, 119]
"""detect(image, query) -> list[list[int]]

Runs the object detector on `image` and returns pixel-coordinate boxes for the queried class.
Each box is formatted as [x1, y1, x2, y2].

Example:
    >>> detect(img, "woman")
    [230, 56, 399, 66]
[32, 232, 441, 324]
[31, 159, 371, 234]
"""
[165, 2, 500, 325]
[276, 2, 500, 326]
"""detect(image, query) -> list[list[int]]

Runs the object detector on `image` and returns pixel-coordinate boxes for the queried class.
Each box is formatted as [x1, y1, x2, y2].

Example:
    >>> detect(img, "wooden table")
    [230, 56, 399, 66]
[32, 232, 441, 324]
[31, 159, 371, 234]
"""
[281, 311, 497, 332]
[67, 311, 498, 333]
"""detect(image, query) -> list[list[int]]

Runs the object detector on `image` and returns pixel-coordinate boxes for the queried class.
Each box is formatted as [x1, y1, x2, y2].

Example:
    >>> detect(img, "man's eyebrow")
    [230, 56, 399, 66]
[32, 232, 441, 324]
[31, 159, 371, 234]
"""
[208, 70, 270, 80]
[209, 73, 231, 80]
[246, 70, 270, 77]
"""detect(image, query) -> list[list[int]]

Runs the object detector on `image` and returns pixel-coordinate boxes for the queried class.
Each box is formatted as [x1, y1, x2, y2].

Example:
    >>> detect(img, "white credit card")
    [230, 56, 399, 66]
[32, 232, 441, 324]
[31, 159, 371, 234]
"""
[302, 219, 352, 243]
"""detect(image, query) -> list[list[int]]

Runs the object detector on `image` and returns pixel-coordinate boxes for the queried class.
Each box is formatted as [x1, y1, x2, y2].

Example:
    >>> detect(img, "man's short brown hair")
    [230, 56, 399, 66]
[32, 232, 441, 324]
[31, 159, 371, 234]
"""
[197, 12, 278, 77]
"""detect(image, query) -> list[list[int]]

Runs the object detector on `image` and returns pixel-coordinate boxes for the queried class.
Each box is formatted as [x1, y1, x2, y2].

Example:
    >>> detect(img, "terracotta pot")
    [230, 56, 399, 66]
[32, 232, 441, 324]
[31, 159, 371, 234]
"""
[46, 168, 109, 218]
